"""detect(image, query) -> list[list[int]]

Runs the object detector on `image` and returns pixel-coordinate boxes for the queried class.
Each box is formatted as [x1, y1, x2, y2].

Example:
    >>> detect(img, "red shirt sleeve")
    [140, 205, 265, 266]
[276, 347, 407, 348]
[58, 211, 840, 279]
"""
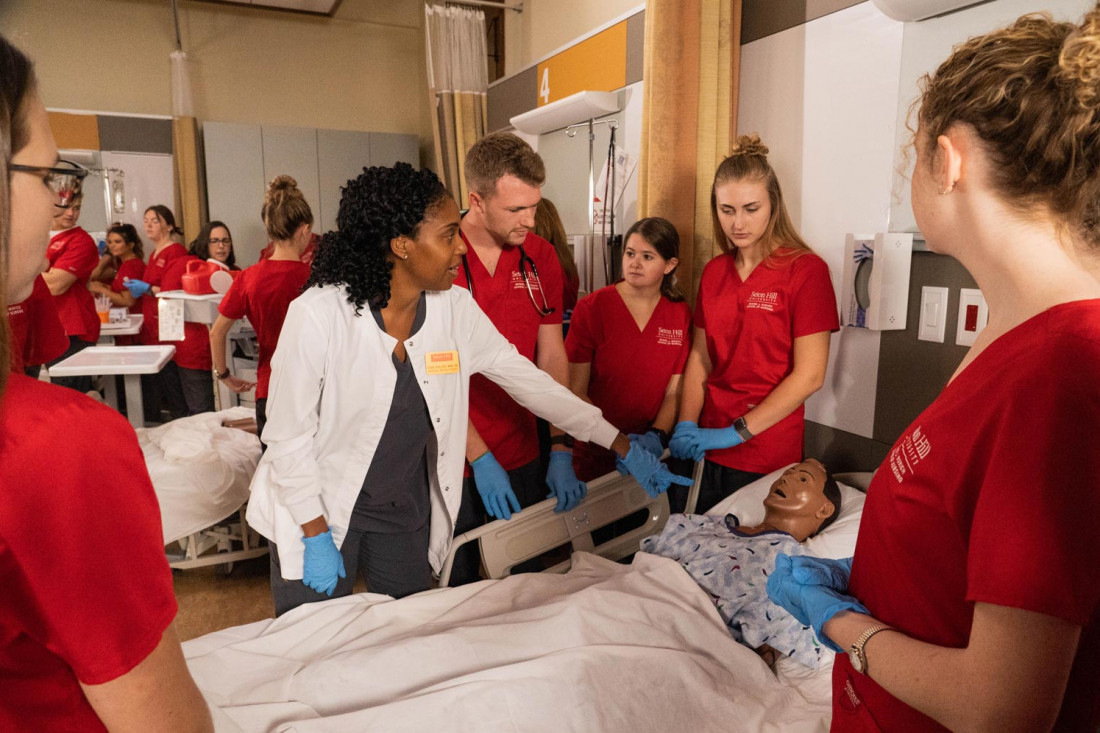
[110, 259, 145, 293]
[50, 230, 98, 279]
[693, 258, 719, 331]
[789, 254, 840, 338]
[218, 270, 248, 320]
[565, 291, 599, 363]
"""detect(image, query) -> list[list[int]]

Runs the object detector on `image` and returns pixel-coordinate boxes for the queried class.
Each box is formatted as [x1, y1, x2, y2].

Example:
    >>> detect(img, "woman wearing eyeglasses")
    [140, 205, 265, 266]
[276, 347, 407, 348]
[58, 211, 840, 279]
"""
[670, 136, 839, 513]
[0, 34, 213, 732]
[189, 220, 238, 271]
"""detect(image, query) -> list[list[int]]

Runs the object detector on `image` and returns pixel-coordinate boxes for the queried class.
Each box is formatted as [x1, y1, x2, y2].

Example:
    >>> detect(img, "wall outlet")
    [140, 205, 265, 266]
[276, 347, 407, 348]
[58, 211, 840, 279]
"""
[956, 288, 988, 346]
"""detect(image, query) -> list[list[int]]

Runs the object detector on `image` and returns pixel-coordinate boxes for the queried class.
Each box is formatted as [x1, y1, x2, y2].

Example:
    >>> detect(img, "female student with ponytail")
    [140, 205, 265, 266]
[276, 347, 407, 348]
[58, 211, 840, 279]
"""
[670, 135, 838, 512]
[565, 217, 691, 483]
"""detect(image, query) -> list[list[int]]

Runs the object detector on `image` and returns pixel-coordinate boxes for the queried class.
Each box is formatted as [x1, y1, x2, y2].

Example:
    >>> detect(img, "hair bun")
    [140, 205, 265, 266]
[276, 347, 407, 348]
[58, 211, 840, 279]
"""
[1059, 8, 1100, 110]
[269, 174, 299, 192]
[730, 134, 769, 159]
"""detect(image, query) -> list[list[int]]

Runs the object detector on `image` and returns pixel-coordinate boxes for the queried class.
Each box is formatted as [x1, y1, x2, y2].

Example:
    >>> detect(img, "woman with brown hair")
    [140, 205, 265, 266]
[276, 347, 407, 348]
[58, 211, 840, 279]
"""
[670, 135, 839, 512]
[768, 8, 1100, 732]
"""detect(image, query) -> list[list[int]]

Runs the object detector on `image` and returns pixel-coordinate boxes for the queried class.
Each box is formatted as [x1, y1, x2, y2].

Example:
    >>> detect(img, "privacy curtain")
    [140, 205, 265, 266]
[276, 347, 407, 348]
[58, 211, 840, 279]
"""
[425, 4, 489, 203]
[638, 0, 741, 302]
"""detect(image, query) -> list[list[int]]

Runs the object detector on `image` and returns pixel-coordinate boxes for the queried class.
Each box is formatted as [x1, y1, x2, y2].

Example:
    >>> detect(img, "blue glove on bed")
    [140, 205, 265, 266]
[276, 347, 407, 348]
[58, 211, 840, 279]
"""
[472, 451, 522, 521]
[627, 430, 665, 459]
[617, 442, 694, 498]
[669, 421, 744, 462]
[767, 553, 868, 652]
[546, 450, 586, 513]
[123, 277, 151, 298]
[791, 555, 854, 591]
[301, 530, 346, 597]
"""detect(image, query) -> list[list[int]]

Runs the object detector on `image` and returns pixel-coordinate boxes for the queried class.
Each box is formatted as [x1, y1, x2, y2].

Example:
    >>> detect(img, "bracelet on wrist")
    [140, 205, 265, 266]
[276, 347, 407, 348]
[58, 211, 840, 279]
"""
[216, 367, 231, 380]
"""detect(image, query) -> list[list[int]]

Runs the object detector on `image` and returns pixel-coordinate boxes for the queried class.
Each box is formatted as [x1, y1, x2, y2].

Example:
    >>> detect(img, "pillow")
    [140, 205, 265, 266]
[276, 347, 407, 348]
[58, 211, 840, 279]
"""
[704, 463, 866, 560]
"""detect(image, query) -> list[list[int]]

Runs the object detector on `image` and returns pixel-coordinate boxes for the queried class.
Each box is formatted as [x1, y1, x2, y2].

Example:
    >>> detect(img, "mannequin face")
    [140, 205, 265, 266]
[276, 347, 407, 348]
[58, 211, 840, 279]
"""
[761, 459, 835, 542]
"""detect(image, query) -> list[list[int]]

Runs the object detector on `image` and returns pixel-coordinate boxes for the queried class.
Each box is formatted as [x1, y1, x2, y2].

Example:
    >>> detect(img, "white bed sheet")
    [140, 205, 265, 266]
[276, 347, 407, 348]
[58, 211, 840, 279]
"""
[185, 552, 830, 733]
[137, 407, 261, 543]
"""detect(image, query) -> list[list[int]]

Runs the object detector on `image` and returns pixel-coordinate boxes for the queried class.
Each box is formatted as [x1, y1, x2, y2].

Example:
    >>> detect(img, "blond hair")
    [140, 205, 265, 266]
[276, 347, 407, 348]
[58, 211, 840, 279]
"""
[464, 132, 545, 198]
[710, 134, 810, 257]
[262, 175, 313, 241]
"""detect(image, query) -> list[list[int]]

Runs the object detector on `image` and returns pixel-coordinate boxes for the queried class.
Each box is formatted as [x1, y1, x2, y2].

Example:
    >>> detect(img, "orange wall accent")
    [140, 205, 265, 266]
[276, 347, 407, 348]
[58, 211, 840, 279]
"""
[48, 111, 100, 150]
[536, 21, 628, 106]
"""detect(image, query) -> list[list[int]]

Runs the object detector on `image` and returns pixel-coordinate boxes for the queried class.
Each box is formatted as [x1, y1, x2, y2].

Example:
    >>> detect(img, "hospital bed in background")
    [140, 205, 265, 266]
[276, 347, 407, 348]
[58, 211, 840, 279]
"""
[136, 406, 267, 570]
[184, 464, 870, 733]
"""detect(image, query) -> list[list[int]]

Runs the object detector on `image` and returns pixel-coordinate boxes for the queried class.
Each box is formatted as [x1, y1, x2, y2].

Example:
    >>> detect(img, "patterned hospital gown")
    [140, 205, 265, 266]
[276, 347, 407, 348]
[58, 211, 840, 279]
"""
[641, 514, 827, 669]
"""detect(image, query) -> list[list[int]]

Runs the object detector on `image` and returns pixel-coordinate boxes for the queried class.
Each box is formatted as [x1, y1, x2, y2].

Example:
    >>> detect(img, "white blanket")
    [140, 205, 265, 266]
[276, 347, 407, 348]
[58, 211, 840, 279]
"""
[138, 407, 261, 543]
[184, 553, 829, 733]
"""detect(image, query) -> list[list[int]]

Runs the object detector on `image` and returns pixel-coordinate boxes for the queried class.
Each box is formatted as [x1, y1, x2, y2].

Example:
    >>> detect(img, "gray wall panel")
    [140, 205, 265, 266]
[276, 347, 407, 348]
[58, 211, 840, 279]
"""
[742, 0, 865, 43]
[261, 125, 322, 254]
[488, 66, 538, 132]
[203, 122, 268, 267]
[803, 420, 887, 474]
[625, 10, 646, 85]
[98, 116, 173, 154]
[317, 129, 373, 234]
[369, 131, 419, 168]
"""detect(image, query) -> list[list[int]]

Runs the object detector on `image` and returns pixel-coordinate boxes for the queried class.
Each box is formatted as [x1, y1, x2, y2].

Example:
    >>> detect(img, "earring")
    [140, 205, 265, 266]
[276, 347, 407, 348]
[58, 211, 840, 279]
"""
[403, 253, 409, 260]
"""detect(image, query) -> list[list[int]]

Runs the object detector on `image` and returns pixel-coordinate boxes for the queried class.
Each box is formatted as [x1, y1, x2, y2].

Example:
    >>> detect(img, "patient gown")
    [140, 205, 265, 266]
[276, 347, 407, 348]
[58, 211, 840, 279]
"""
[641, 514, 827, 669]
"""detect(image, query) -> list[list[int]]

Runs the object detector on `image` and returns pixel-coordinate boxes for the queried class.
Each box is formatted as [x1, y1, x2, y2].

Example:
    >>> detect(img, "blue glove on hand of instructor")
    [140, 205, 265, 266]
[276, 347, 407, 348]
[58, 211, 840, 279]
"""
[546, 450, 586, 512]
[617, 441, 694, 498]
[472, 451, 522, 521]
[627, 430, 665, 459]
[668, 420, 744, 462]
[766, 553, 868, 652]
[122, 277, 151, 298]
[301, 530, 346, 597]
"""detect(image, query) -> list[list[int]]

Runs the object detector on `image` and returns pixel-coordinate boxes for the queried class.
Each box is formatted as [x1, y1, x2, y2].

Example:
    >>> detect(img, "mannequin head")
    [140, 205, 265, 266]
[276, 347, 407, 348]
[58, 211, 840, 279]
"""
[760, 459, 841, 542]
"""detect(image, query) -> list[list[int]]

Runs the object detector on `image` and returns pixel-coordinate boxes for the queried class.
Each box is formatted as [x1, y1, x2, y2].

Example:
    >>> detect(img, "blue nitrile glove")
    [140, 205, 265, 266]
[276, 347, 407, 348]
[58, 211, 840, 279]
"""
[767, 553, 868, 652]
[546, 450, 586, 512]
[617, 442, 695, 498]
[669, 421, 700, 460]
[791, 555, 854, 591]
[627, 430, 665, 459]
[670, 421, 744, 462]
[97, 239, 108, 255]
[472, 451, 522, 521]
[301, 530, 346, 596]
[123, 277, 151, 297]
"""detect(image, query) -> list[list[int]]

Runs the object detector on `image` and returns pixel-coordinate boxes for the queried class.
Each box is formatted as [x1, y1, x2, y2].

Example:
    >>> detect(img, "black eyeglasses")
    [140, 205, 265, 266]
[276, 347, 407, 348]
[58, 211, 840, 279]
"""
[208, 237, 232, 245]
[461, 244, 556, 317]
[9, 159, 89, 207]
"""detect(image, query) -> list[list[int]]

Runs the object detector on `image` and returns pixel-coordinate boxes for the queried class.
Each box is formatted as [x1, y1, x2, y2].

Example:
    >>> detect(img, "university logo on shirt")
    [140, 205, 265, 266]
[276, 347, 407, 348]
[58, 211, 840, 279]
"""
[887, 425, 931, 484]
[656, 327, 684, 347]
[746, 290, 780, 312]
[510, 270, 541, 293]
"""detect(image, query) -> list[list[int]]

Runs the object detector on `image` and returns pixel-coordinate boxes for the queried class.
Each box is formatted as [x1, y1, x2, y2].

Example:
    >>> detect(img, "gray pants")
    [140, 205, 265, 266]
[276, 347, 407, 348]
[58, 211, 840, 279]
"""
[269, 520, 432, 617]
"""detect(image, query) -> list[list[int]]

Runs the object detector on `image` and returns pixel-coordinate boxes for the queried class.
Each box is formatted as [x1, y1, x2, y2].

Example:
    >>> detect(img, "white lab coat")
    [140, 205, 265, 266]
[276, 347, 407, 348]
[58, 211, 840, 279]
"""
[246, 284, 620, 579]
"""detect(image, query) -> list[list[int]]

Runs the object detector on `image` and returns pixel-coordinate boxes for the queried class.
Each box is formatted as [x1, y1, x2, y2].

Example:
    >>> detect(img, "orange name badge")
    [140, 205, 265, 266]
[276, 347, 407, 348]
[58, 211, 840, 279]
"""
[425, 350, 460, 375]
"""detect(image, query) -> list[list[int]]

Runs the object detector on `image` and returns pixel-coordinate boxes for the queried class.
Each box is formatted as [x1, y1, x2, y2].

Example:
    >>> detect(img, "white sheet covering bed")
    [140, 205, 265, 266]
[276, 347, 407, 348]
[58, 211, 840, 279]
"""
[137, 407, 261, 544]
[185, 552, 830, 733]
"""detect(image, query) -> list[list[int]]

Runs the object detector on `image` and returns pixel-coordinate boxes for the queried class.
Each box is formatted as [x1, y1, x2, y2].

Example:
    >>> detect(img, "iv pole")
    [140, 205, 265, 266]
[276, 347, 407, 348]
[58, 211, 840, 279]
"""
[566, 117, 618, 294]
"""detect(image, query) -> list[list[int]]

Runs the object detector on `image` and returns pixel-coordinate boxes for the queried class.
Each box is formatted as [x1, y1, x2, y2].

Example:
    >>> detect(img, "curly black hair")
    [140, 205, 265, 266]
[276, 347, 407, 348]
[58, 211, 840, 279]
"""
[307, 163, 450, 313]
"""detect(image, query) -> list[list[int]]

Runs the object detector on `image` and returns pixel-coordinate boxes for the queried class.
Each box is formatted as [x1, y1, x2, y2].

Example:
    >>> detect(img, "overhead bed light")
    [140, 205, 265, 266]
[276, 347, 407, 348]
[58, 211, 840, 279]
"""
[509, 91, 619, 135]
[871, 0, 985, 22]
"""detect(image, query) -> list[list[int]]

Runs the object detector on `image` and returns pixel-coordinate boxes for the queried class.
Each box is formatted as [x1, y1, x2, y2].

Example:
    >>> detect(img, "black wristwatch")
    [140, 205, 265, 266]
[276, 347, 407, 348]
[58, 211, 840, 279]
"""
[733, 416, 754, 442]
[549, 434, 575, 449]
[649, 427, 670, 448]
[215, 367, 231, 380]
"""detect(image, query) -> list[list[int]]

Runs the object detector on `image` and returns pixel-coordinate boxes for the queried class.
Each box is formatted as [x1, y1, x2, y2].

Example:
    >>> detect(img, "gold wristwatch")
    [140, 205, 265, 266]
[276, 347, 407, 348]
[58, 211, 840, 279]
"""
[849, 624, 892, 675]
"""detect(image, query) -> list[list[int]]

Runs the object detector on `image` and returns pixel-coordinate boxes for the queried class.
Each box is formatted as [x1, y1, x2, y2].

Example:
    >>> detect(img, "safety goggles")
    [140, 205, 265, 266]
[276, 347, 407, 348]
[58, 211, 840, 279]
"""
[9, 159, 89, 207]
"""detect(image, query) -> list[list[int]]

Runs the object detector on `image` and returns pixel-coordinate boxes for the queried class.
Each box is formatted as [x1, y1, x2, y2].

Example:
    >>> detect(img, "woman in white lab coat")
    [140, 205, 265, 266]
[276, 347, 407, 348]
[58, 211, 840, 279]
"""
[248, 163, 688, 616]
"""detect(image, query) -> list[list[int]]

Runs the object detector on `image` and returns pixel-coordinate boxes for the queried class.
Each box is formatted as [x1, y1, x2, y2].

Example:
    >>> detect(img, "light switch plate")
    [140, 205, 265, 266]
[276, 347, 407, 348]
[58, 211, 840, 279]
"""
[956, 288, 988, 346]
[918, 286, 949, 343]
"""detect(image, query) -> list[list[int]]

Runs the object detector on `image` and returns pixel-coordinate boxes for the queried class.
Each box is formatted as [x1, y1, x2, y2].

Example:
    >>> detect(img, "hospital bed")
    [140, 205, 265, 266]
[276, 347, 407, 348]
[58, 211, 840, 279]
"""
[183, 464, 869, 732]
[136, 406, 267, 570]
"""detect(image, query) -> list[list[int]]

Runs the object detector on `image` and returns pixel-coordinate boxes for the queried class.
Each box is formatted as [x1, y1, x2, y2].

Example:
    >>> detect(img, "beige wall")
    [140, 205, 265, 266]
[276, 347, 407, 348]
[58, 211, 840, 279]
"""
[2, 0, 434, 163]
[504, 0, 643, 75]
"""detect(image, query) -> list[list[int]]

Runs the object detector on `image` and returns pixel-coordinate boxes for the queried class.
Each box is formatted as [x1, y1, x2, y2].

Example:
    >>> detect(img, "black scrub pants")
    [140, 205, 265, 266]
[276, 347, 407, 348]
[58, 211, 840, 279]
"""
[269, 519, 432, 617]
[697, 460, 764, 514]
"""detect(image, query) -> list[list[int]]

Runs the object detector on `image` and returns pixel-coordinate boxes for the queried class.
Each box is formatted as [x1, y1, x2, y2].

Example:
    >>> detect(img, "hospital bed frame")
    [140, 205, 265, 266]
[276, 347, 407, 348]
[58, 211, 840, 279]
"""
[166, 504, 268, 571]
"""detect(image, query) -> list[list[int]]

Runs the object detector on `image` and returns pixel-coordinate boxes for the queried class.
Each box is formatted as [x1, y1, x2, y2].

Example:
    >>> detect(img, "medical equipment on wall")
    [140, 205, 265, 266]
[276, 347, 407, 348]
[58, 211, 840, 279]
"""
[841, 232, 913, 330]
[871, 0, 984, 22]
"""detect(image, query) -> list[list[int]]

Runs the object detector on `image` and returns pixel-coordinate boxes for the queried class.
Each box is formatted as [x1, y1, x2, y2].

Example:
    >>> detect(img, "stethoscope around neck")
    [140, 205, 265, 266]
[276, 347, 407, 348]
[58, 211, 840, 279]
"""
[458, 225, 556, 317]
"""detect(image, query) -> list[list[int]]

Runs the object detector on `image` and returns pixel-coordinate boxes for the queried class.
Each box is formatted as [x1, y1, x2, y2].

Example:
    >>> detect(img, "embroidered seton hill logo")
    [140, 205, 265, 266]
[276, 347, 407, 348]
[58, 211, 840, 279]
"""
[888, 425, 931, 483]
[746, 290, 780, 312]
[510, 270, 540, 292]
[656, 327, 684, 346]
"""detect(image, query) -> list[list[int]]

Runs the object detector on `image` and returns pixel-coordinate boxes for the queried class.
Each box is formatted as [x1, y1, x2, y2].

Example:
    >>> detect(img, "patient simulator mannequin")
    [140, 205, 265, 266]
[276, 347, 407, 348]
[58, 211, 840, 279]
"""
[641, 459, 840, 669]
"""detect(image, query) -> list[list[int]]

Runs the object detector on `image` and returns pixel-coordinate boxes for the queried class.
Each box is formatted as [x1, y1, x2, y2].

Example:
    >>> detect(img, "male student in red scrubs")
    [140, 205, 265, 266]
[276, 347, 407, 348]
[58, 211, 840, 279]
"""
[448, 132, 582, 585]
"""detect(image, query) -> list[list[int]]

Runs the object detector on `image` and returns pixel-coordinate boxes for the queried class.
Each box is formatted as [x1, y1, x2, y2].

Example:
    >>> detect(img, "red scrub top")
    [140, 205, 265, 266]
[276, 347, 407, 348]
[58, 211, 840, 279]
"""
[159, 254, 212, 371]
[109, 259, 146, 346]
[694, 248, 838, 473]
[836, 302, 1100, 733]
[138, 242, 187, 346]
[218, 258, 310, 399]
[46, 226, 100, 342]
[6, 275, 67, 371]
[260, 233, 318, 265]
[0, 375, 178, 732]
[566, 285, 691, 479]
[454, 229, 564, 471]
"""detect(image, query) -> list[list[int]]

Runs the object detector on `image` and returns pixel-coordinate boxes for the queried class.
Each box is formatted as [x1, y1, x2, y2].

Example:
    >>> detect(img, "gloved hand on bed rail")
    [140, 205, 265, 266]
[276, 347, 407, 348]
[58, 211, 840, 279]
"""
[617, 441, 694, 498]
[546, 451, 586, 512]
[472, 451, 522, 521]
[301, 530, 346, 596]
[766, 553, 867, 652]
[627, 429, 666, 459]
[668, 421, 744, 462]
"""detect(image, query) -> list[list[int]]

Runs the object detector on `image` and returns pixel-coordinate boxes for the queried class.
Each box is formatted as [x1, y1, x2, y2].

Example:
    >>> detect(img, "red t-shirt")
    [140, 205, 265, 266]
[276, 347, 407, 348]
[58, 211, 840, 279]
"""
[46, 227, 100, 342]
[835, 302, 1100, 732]
[563, 269, 580, 315]
[110, 258, 146, 346]
[0, 375, 178, 731]
[159, 255, 212, 371]
[218, 259, 310, 399]
[566, 285, 691, 480]
[694, 249, 838, 473]
[6, 275, 67, 371]
[139, 242, 188, 346]
[455, 229, 564, 471]
[259, 233, 319, 265]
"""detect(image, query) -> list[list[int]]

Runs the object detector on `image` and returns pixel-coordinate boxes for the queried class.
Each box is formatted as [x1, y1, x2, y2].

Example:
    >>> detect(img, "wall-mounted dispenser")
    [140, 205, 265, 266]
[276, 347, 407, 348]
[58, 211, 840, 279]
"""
[841, 232, 913, 330]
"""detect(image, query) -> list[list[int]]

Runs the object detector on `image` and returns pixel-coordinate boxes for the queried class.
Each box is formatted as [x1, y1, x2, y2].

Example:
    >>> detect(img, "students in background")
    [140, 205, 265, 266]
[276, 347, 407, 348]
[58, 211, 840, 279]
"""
[189, 220, 238, 270]
[534, 197, 579, 324]
[0, 33, 213, 732]
[768, 9, 1100, 731]
[210, 176, 313, 443]
[566, 217, 690, 488]
[671, 135, 838, 512]
[87, 223, 145, 322]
